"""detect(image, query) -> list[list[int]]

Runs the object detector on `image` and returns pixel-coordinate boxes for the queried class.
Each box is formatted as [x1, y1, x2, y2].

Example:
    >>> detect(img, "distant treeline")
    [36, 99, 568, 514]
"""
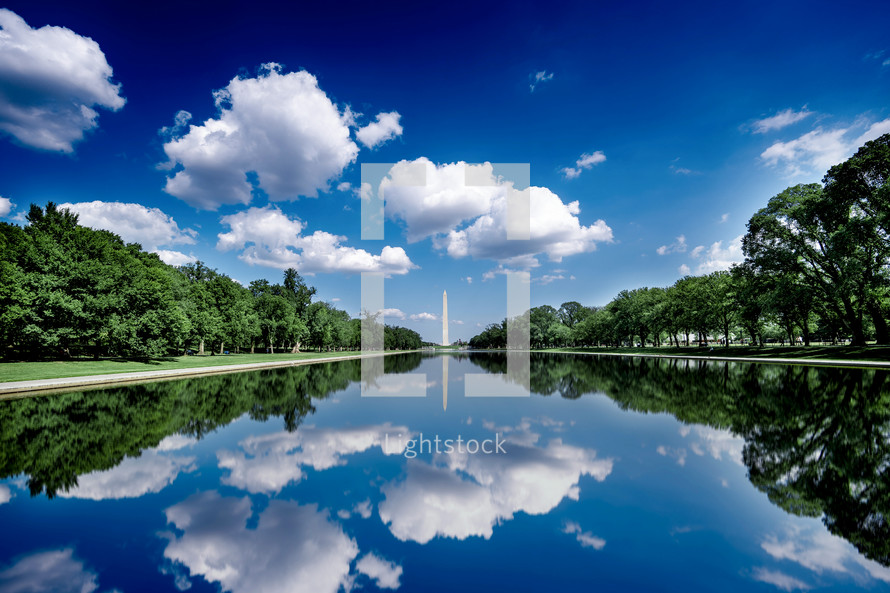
[470, 134, 890, 349]
[0, 204, 422, 360]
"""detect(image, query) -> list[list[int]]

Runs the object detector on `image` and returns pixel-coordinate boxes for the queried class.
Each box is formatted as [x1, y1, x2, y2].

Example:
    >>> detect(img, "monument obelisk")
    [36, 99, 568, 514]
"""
[442, 290, 449, 346]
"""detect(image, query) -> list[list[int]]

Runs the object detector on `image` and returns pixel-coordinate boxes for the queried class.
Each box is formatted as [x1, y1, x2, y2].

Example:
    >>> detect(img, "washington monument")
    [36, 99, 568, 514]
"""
[442, 290, 449, 346]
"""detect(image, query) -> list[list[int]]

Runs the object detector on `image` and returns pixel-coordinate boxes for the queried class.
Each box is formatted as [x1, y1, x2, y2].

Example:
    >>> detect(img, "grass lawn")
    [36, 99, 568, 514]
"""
[551, 345, 890, 362]
[0, 351, 363, 383]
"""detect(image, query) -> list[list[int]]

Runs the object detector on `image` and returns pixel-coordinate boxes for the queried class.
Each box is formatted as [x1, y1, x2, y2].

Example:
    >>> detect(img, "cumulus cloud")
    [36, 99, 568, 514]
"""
[761, 117, 890, 177]
[381, 159, 503, 242]
[379, 308, 406, 320]
[435, 185, 612, 268]
[656, 445, 687, 466]
[656, 235, 687, 256]
[534, 274, 565, 285]
[561, 151, 606, 179]
[352, 499, 373, 519]
[529, 70, 554, 92]
[752, 108, 812, 134]
[216, 205, 415, 275]
[688, 235, 744, 274]
[217, 423, 411, 494]
[761, 523, 890, 584]
[751, 567, 810, 591]
[58, 442, 195, 500]
[0, 196, 12, 218]
[0, 9, 125, 152]
[161, 64, 361, 210]
[0, 548, 101, 593]
[154, 250, 198, 267]
[0, 484, 11, 504]
[356, 111, 403, 148]
[379, 159, 612, 268]
[162, 491, 358, 593]
[356, 553, 403, 589]
[379, 423, 613, 544]
[58, 201, 197, 251]
[682, 426, 744, 465]
[409, 312, 437, 321]
[563, 521, 606, 550]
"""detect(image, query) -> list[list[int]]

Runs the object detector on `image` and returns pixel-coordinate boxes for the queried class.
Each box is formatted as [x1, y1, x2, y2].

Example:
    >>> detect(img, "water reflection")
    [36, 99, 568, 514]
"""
[1, 351, 889, 592]
[378, 418, 612, 544]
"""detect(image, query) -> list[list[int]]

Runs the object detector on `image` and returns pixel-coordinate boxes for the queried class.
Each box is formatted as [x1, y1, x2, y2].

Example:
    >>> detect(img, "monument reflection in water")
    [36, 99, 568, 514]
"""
[0, 352, 888, 592]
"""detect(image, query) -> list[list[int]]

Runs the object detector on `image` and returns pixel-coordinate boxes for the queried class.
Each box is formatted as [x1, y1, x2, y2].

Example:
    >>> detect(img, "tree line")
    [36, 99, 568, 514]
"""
[0, 204, 422, 360]
[470, 134, 890, 349]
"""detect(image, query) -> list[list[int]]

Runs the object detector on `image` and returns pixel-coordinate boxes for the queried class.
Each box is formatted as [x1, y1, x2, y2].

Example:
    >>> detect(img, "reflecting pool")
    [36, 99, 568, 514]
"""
[1, 353, 888, 592]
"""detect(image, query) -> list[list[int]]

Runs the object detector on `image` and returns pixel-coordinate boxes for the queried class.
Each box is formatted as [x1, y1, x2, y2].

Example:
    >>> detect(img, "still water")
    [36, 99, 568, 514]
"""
[0, 353, 888, 592]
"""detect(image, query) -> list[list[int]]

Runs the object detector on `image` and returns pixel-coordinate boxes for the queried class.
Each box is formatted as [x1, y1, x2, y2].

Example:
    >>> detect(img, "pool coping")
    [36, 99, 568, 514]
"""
[0, 352, 397, 398]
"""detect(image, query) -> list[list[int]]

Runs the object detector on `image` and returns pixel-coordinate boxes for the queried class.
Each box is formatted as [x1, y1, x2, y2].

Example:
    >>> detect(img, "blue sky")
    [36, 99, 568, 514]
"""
[1, 0, 889, 343]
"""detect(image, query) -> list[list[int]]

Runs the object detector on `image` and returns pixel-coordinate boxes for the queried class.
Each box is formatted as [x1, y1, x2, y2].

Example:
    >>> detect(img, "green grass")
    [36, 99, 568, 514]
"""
[0, 351, 362, 383]
[549, 345, 890, 362]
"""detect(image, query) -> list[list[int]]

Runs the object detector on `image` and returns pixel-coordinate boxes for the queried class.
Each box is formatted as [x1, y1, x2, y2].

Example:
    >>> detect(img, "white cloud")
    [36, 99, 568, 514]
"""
[58, 446, 195, 500]
[451, 319, 464, 325]
[352, 499, 373, 519]
[752, 108, 813, 134]
[529, 70, 554, 92]
[161, 63, 360, 210]
[0, 9, 125, 152]
[58, 201, 197, 251]
[217, 423, 411, 494]
[0, 548, 101, 593]
[656, 235, 687, 256]
[0, 196, 12, 218]
[719, 213, 729, 223]
[464, 276, 472, 284]
[762, 523, 890, 584]
[356, 111, 403, 148]
[380, 308, 406, 320]
[678, 264, 691, 275]
[381, 159, 503, 242]
[689, 235, 744, 274]
[656, 445, 687, 466]
[752, 567, 810, 591]
[436, 185, 612, 268]
[0, 484, 11, 504]
[561, 150, 606, 179]
[162, 491, 358, 593]
[154, 250, 198, 267]
[534, 274, 565, 285]
[409, 312, 437, 321]
[216, 205, 415, 276]
[683, 426, 744, 465]
[356, 553, 402, 590]
[761, 117, 890, 177]
[376, 158, 612, 268]
[562, 521, 606, 550]
[670, 164, 696, 175]
[379, 424, 613, 544]
[155, 434, 198, 452]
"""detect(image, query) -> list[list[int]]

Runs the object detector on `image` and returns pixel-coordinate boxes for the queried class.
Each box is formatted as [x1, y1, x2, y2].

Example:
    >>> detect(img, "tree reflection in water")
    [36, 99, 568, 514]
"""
[469, 352, 890, 567]
[1, 351, 887, 568]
